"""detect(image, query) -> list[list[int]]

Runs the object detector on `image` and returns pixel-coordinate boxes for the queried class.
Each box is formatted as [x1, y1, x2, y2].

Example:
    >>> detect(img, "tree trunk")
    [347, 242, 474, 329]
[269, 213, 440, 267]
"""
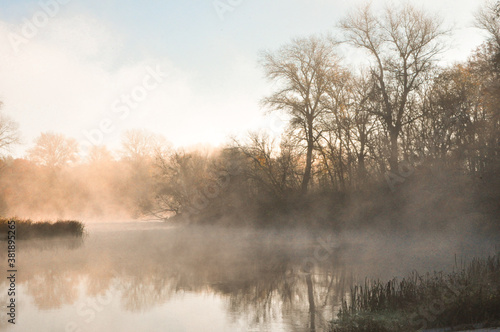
[306, 274, 316, 332]
[358, 154, 366, 183]
[301, 127, 314, 196]
[389, 128, 399, 172]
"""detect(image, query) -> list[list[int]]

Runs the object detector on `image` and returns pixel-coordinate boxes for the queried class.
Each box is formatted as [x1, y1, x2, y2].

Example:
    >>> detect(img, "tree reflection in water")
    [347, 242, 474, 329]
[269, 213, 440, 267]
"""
[0, 224, 495, 331]
[2, 225, 356, 331]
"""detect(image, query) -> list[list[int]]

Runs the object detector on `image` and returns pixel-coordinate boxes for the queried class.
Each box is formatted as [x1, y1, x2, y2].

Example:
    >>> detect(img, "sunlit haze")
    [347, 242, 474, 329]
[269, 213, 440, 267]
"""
[0, 0, 486, 156]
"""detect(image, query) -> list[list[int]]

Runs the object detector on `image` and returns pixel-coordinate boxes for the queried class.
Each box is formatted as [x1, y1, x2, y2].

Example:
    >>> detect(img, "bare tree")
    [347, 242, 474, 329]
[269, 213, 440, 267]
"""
[475, 0, 500, 48]
[318, 67, 354, 190]
[120, 129, 169, 163]
[233, 132, 300, 200]
[261, 36, 340, 195]
[348, 74, 382, 182]
[28, 132, 79, 168]
[340, 3, 448, 171]
[152, 150, 215, 219]
[119, 130, 172, 218]
[0, 103, 20, 154]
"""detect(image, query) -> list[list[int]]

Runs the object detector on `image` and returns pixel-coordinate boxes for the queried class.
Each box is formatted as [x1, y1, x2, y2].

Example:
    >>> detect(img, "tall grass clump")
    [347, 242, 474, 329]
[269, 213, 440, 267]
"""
[331, 254, 500, 332]
[0, 218, 85, 239]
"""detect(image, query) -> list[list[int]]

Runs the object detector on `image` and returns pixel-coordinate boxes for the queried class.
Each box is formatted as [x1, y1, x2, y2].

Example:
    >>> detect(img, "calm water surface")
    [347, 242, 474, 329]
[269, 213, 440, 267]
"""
[0, 222, 497, 332]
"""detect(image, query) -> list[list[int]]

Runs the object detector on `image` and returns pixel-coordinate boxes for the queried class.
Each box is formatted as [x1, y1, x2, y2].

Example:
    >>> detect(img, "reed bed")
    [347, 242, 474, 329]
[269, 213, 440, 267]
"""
[331, 254, 500, 332]
[0, 218, 85, 239]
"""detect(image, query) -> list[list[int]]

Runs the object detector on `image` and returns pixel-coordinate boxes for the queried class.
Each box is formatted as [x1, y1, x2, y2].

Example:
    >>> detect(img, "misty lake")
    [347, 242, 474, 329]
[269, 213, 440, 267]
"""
[1, 222, 497, 332]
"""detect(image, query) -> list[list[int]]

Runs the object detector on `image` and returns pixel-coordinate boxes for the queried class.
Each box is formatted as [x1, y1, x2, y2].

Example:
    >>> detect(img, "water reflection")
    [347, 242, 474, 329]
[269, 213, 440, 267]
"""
[0, 225, 345, 331]
[0, 223, 496, 332]
[28, 271, 80, 310]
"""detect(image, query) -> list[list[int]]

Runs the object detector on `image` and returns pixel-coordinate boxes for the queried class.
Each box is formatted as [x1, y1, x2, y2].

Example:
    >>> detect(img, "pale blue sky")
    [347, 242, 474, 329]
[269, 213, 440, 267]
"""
[0, 0, 487, 157]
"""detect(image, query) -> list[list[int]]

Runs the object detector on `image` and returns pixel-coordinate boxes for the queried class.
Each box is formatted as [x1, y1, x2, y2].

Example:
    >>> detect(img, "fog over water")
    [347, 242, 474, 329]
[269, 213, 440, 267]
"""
[0, 222, 497, 332]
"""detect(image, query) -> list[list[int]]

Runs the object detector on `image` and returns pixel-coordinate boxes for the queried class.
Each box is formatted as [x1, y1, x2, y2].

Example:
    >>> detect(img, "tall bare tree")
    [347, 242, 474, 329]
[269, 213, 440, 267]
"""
[475, 1, 500, 171]
[340, 3, 447, 171]
[261, 36, 340, 195]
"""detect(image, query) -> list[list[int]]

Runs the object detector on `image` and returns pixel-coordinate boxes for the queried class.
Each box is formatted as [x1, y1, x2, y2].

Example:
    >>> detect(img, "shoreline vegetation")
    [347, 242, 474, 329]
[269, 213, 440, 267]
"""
[0, 218, 85, 240]
[330, 253, 500, 332]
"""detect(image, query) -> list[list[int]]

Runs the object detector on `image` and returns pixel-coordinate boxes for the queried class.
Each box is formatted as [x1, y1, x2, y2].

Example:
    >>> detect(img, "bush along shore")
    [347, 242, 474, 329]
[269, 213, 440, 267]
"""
[330, 254, 500, 332]
[0, 218, 85, 240]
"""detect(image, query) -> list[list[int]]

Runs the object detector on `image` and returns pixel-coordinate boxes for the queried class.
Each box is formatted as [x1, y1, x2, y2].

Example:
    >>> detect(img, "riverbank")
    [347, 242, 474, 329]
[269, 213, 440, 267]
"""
[330, 254, 500, 332]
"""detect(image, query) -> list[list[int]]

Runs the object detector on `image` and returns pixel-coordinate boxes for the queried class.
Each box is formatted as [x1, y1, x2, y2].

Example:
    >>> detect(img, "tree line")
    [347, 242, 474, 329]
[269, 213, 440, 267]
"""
[0, 2, 498, 228]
